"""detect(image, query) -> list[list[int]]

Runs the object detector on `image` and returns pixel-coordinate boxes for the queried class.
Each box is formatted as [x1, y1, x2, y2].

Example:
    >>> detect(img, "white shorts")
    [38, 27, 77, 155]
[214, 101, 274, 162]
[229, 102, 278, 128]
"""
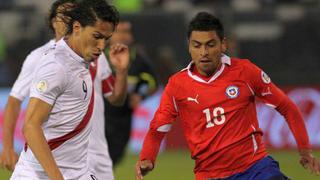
[11, 162, 95, 180]
[11, 170, 96, 180]
[88, 152, 114, 180]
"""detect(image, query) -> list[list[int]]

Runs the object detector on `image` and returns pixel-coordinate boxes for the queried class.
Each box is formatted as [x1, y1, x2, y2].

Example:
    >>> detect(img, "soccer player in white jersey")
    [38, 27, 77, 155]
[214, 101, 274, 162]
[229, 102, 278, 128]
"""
[0, 0, 75, 171]
[10, 0, 126, 179]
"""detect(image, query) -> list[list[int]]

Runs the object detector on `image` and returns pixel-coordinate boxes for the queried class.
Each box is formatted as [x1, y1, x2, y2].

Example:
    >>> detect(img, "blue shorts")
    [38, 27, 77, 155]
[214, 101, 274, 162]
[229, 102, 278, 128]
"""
[209, 156, 290, 180]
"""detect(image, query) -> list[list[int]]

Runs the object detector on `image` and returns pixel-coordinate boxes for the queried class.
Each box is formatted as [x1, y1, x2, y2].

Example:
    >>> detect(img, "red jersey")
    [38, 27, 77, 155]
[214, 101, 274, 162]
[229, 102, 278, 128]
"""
[140, 56, 310, 179]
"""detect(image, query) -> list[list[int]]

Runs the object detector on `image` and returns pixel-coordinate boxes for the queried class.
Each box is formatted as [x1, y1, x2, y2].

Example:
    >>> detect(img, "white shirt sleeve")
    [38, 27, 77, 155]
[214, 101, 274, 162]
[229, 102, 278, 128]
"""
[99, 53, 112, 80]
[29, 59, 68, 105]
[10, 41, 55, 101]
[98, 53, 114, 96]
[10, 52, 40, 101]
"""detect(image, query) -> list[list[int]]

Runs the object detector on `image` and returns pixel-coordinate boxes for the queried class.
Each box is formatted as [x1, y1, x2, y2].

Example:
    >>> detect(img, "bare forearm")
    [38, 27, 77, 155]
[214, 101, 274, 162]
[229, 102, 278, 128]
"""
[3, 96, 21, 150]
[23, 124, 63, 179]
[107, 70, 128, 106]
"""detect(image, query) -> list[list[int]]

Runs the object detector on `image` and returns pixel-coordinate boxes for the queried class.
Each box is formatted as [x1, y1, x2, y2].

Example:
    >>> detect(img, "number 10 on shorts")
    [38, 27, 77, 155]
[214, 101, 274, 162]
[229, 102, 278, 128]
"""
[203, 107, 226, 128]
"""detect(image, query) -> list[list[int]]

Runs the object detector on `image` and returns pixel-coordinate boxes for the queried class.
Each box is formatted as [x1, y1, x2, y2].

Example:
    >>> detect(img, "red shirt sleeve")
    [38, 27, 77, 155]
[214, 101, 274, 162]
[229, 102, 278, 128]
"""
[101, 75, 115, 95]
[140, 77, 179, 163]
[245, 60, 310, 150]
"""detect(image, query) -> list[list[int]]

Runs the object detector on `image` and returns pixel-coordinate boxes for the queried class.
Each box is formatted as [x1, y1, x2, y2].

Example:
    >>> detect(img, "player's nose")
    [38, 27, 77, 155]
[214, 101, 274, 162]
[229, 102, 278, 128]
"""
[97, 39, 106, 51]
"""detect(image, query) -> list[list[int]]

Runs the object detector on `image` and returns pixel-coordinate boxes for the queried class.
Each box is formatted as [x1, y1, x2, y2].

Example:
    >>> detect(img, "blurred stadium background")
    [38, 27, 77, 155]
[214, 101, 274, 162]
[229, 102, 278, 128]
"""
[0, 0, 320, 179]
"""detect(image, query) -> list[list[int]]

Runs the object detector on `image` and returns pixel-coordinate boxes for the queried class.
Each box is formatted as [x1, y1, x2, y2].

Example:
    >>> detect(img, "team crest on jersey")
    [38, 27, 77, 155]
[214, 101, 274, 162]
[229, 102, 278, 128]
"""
[226, 85, 239, 99]
[36, 80, 48, 93]
[261, 71, 271, 84]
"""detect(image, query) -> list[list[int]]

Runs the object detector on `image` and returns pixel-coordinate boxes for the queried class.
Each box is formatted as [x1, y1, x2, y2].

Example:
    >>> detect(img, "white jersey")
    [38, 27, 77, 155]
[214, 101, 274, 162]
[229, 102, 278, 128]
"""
[11, 39, 94, 180]
[88, 53, 115, 179]
[10, 40, 55, 101]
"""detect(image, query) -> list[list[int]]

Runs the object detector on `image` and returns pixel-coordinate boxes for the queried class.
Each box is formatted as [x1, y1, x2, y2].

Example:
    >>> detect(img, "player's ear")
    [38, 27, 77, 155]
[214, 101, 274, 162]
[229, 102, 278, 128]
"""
[221, 37, 227, 53]
[72, 21, 81, 35]
[187, 39, 192, 54]
[52, 17, 57, 30]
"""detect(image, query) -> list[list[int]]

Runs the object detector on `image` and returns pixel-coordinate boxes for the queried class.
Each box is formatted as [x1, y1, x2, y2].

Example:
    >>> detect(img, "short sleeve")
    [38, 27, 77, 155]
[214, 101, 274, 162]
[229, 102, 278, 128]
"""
[29, 60, 67, 105]
[10, 52, 39, 101]
[99, 53, 113, 80]
[98, 53, 114, 96]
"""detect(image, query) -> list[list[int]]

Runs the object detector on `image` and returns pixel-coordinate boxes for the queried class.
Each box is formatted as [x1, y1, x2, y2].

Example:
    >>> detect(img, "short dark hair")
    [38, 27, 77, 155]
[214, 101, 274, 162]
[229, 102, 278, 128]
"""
[64, 0, 120, 35]
[48, 0, 75, 33]
[187, 12, 224, 40]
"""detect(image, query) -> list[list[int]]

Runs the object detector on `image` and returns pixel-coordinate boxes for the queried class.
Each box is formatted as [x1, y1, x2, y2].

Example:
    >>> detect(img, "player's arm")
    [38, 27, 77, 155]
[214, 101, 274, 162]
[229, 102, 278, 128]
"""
[135, 78, 178, 180]
[247, 61, 320, 175]
[0, 52, 36, 171]
[106, 43, 129, 106]
[25, 60, 67, 179]
[23, 98, 64, 180]
[0, 96, 21, 171]
[265, 87, 320, 175]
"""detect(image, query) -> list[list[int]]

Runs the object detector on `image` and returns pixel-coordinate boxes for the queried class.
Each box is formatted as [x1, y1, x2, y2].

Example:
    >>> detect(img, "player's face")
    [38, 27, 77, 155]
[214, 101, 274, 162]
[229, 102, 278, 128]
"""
[74, 20, 114, 62]
[109, 22, 133, 46]
[188, 31, 226, 76]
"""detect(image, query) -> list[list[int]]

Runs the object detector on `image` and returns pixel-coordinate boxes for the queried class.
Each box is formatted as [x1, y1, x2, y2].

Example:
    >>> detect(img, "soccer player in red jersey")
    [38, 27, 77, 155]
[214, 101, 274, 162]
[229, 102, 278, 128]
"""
[135, 12, 320, 180]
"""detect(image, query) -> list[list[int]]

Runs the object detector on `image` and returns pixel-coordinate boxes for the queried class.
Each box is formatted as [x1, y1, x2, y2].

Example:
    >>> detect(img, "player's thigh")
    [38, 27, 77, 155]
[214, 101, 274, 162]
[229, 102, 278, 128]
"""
[88, 157, 114, 180]
[252, 157, 289, 180]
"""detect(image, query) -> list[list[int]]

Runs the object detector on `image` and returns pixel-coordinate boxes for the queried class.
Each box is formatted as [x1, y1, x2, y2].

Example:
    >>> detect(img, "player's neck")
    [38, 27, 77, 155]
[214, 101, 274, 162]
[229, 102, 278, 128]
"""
[192, 62, 222, 81]
[65, 36, 82, 59]
[55, 33, 64, 42]
[192, 65, 213, 81]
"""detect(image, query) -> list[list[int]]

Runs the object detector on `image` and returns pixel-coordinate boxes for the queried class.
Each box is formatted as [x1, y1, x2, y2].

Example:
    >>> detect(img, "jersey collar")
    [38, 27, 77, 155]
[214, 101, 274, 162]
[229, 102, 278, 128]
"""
[187, 54, 231, 84]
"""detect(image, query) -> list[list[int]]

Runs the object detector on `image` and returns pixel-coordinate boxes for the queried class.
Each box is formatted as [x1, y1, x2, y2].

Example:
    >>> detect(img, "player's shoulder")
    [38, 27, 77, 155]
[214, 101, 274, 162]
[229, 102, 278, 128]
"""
[230, 57, 260, 71]
[230, 57, 252, 66]
[35, 50, 66, 75]
[22, 40, 55, 67]
[231, 57, 255, 66]
[166, 65, 189, 85]
[28, 40, 55, 58]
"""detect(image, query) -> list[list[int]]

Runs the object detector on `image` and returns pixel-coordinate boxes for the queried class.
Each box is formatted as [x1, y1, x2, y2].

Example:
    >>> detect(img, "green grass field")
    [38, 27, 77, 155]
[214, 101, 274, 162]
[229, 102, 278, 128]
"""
[1, 150, 319, 179]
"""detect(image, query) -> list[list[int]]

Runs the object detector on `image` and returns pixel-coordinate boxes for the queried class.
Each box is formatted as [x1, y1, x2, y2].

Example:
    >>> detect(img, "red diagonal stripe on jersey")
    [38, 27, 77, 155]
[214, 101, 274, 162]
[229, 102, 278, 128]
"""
[47, 87, 95, 150]
[102, 75, 115, 94]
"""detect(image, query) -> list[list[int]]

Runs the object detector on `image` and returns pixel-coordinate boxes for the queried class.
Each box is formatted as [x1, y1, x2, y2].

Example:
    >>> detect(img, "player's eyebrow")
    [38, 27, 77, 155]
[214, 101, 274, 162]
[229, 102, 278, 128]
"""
[191, 39, 216, 44]
[94, 31, 112, 40]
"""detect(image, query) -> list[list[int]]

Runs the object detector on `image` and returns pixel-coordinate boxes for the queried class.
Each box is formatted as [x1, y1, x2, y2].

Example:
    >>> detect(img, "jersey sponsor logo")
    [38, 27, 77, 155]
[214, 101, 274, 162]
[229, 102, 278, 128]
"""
[187, 94, 199, 104]
[36, 80, 48, 93]
[226, 85, 239, 99]
[261, 71, 271, 84]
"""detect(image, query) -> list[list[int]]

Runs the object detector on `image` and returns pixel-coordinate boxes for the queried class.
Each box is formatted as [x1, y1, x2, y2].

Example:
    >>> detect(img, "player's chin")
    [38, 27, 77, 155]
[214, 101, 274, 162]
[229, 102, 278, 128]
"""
[199, 62, 214, 70]
[199, 65, 215, 75]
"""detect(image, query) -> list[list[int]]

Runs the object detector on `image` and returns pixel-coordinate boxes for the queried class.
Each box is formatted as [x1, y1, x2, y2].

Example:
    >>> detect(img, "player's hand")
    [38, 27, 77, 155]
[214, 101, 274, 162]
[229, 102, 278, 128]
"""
[109, 43, 130, 73]
[0, 148, 19, 171]
[135, 160, 154, 180]
[299, 149, 320, 175]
